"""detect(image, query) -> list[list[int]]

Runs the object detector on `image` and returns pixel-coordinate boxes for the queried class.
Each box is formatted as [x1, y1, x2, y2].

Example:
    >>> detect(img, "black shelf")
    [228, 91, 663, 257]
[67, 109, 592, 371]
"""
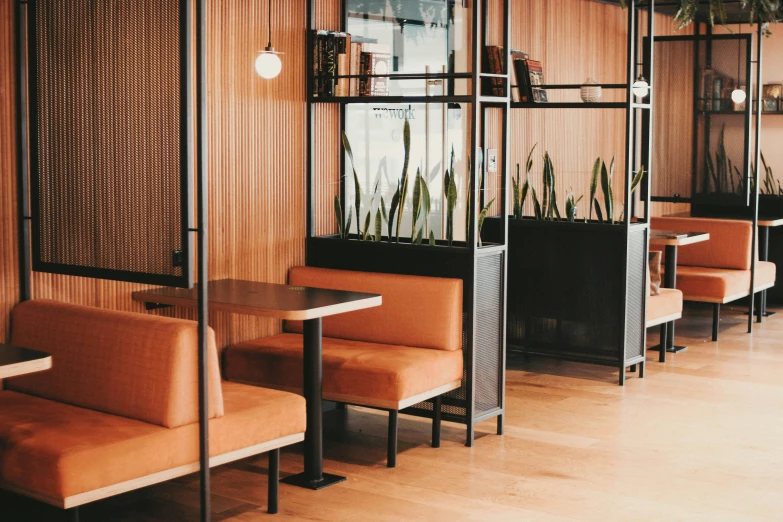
[511, 102, 626, 109]
[312, 95, 473, 104]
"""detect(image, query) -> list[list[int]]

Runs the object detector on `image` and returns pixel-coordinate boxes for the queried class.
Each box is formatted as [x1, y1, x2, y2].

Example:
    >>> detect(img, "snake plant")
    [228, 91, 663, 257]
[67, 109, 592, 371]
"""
[590, 158, 646, 224]
[444, 147, 458, 246]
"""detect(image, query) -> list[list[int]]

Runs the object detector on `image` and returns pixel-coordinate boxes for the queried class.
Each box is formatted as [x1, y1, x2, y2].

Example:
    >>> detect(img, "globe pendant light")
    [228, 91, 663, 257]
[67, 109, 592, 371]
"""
[255, 0, 283, 79]
[632, 76, 649, 99]
[731, 27, 746, 105]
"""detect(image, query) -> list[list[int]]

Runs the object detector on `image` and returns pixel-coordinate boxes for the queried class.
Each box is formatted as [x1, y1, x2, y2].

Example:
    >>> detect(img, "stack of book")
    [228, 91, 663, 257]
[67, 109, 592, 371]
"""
[510, 50, 547, 103]
[483, 45, 506, 96]
[312, 30, 390, 98]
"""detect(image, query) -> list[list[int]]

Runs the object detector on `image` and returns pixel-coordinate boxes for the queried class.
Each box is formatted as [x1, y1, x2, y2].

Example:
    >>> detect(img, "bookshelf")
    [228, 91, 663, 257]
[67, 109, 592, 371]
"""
[304, 0, 511, 447]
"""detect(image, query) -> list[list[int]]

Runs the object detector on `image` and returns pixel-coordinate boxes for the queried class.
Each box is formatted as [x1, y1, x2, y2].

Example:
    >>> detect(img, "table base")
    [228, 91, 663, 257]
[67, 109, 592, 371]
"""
[649, 344, 688, 354]
[281, 472, 346, 490]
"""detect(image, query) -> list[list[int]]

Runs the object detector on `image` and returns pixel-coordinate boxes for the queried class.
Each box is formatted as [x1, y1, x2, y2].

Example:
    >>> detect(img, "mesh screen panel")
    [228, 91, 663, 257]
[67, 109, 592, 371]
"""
[475, 252, 503, 413]
[29, 0, 190, 286]
[624, 229, 646, 361]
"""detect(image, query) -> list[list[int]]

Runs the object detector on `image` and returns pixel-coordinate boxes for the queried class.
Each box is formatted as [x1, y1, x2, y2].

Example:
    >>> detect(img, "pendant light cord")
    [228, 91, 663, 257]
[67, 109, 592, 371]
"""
[737, 24, 742, 87]
[267, 0, 273, 48]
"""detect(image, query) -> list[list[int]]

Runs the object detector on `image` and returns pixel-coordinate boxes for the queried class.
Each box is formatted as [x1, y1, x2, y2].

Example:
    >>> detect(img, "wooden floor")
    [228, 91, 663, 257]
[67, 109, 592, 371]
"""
[5, 303, 783, 521]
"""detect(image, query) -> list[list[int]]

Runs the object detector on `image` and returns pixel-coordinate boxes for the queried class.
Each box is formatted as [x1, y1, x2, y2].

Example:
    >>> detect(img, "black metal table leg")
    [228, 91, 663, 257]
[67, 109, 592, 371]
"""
[759, 227, 775, 320]
[651, 245, 688, 354]
[282, 318, 346, 490]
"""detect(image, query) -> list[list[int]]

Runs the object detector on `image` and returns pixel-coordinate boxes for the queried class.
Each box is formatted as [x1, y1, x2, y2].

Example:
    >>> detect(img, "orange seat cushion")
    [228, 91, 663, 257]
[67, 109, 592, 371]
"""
[285, 267, 463, 351]
[7, 300, 224, 428]
[651, 217, 753, 270]
[646, 288, 683, 325]
[0, 381, 305, 503]
[671, 261, 776, 303]
[224, 333, 464, 407]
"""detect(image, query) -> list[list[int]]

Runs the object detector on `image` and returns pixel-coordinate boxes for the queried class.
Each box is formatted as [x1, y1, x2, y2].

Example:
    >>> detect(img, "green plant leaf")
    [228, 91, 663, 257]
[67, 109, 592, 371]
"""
[342, 131, 362, 235]
[594, 199, 604, 223]
[412, 168, 422, 238]
[521, 175, 530, 217]
[601, 161, 614, 225]
[429, 230, 436, 246]
[589, 157, 600, 220]
[395, 118, 411, 242]
[362, 211, 371, 241]
[389, 185, 400, 242]
[375, 208, 382, 241]
[512, 164, 521, 219]
[630, 166, 645, 193]
[478, 198, 495, 247]
[414, 227, 424, 245]
[532, 186, 542, 220]
[334, 196, 344, 239]
[526, 143, 537, 175]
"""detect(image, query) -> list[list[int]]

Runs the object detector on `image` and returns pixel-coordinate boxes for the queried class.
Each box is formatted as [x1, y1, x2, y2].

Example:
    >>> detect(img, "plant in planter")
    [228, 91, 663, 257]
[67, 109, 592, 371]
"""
[590, 157, 645, 224]
[444, 147, 458, 246]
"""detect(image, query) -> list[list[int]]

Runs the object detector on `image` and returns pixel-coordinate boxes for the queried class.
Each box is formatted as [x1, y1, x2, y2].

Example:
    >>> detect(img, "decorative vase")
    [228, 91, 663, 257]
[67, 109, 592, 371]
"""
[580, 78, 602, 103]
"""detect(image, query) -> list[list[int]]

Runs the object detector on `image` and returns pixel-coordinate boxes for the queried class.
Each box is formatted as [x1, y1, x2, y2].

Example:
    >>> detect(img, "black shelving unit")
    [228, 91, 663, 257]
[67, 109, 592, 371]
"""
[646, 20, 768, 330]
[484, 0, 654, 385]
[305, 0, 510, 446]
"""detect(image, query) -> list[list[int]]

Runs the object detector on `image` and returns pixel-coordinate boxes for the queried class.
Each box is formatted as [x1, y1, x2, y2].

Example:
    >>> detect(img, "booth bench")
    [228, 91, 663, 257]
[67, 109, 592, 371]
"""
[223, 267, 464, 468]
[651, 217, 776, 341]
[0, 300, 305, 519]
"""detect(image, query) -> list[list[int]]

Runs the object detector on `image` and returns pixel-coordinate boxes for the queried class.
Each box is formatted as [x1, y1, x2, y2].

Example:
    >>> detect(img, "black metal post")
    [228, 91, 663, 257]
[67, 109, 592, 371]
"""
[282, 318, 346, 489]
[713, 303, 721, 341]
[306, 0, 315, 238]
[268, 449, 279, 514]
[194, 0, 210, 519]
[748, 24, 762, 334]
[387, 410, 398, 468]
[14, 0, 31, 303]
[432, 395, 442, 447]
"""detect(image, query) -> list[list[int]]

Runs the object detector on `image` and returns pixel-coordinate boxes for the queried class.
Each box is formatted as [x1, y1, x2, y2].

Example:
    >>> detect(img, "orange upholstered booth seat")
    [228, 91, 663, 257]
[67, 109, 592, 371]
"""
[646, 288, 683, 328]
[0, 300, 305, 511]
[223, 267, 464, 467]
[650, 217, 777, 303]
[224, 267, 464, 409]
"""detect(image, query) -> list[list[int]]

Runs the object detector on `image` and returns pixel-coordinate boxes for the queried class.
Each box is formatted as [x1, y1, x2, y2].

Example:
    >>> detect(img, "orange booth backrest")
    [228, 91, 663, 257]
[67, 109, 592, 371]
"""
[286, 267, 463, 352]
[650, 217, 753, 270]
[8, 299, 224, 429]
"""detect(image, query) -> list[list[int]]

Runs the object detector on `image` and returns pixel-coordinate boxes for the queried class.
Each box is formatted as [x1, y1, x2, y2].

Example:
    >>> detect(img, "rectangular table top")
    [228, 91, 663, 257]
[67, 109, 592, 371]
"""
[132, 279, 382, 320]
[650, 230, 710, 247]
[0, 344, 52, 380]
[664, 212, 783, 228]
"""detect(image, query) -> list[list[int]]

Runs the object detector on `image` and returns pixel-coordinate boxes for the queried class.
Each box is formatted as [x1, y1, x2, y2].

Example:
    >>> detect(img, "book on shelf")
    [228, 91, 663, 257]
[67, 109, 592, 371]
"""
[510, 49, 529, 102]
[359, 43, 391, 96]
[526, 60, 547, 103]
[483, 45, 505, 97]
[311, 30, 380, 98]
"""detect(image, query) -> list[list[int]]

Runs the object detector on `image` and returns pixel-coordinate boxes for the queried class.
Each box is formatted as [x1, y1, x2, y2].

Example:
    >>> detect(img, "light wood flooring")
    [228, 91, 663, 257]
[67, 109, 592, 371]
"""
[5, 303, 783, 521]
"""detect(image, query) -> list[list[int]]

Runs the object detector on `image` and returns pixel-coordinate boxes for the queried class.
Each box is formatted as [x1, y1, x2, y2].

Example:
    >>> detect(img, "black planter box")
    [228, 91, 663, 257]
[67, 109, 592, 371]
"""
[306, 235, 506, 443]
[483, 218, 648, 382]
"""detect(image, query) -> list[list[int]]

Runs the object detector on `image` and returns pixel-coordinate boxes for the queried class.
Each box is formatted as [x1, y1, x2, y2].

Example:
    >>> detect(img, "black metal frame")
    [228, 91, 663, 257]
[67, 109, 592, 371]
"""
[647, 23, 766, 334]
[305, 0, 510, 446]
[23, 0, 193, 289]
[491, 0, 653, 385]
[14, 1, 211, 520]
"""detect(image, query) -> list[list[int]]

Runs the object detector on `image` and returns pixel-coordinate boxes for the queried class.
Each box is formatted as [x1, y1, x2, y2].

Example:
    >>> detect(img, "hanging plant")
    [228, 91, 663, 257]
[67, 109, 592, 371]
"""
[618, 0, 780, 30]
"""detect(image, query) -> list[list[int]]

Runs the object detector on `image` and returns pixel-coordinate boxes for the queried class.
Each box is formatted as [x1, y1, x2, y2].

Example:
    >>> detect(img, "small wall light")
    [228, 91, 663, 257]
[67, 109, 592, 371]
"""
[632, 76, 649, 99]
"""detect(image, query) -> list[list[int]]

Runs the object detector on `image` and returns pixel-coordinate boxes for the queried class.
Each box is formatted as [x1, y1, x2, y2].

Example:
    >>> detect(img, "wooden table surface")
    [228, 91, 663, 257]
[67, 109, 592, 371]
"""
[650, 230, 710, 247]
[132, 279, 382, 320]
[0, 344, 52, 380]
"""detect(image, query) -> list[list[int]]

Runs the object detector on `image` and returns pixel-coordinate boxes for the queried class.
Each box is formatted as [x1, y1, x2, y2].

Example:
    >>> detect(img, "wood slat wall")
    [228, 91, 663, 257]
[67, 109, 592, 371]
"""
[0, 0, 312, 349]
[0, 0, 689, 347]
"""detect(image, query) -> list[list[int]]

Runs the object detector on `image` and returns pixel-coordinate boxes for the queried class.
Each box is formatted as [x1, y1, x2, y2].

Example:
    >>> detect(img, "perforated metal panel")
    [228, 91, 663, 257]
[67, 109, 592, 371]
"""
[624, 229, 646, 361]
[28, 0, 191, 286]
[475, 252, 503, 413]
